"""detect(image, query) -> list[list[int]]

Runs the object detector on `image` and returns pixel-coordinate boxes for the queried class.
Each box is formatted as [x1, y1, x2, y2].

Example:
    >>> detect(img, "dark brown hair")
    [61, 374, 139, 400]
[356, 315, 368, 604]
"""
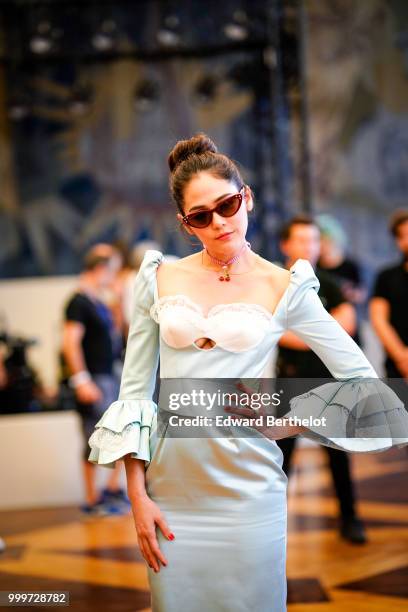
[83, 244, 119, 271]
[389, 209, 408, 237]
[279, 214, 319, 241]
[168, 133, 244, 213]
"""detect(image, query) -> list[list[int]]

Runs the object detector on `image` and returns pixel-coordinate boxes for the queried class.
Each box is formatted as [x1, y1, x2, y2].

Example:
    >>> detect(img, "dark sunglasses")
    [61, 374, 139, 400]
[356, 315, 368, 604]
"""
[182, 187, 245, 229]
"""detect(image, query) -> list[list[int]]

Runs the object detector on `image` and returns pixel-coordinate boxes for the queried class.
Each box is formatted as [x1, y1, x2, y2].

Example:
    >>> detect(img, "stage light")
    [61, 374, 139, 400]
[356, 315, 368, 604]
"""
[8, 97, 30, 121]
[157, 15, 181, 47]
[224, 10, 248, 41]
[232, 9, 248, 24]
[92, 20, 118, 52]
[223, 23, 248, 41]
[157, 29, 180, 47]
[30, 21, 53, 54]
[263, 46, 277, 69]
[164, 15, 180, 29]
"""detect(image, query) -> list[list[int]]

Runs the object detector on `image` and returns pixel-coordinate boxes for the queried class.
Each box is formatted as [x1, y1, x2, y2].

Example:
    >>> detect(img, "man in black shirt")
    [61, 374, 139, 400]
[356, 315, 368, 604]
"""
[62, 243, 126, 516]
[370, 210, 408, 378]
[317, 214, 367, 347]
[276, 215, 367, 544]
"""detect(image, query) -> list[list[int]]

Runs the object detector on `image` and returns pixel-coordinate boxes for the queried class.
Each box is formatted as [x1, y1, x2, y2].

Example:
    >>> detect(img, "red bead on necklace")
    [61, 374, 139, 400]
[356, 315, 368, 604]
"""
[205, 242, 251, 282]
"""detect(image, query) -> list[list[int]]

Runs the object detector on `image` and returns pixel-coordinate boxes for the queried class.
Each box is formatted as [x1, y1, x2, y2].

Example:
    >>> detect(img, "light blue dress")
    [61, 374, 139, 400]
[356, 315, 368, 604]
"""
[89, 250, 408, 612]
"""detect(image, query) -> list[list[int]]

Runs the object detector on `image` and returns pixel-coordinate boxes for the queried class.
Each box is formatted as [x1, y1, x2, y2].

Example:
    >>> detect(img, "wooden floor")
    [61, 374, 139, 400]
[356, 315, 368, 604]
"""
[0, 446, 407, 611]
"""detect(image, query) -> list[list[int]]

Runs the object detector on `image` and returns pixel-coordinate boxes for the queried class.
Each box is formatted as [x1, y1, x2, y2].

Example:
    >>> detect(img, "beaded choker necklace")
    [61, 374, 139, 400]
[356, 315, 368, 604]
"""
[204, 241, 251, 282]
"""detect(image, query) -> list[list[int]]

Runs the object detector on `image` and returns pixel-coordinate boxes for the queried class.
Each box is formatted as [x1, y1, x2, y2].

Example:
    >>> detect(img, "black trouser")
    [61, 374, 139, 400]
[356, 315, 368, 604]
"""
[386, 360, 402, 378]
[277, 436, 356, 519]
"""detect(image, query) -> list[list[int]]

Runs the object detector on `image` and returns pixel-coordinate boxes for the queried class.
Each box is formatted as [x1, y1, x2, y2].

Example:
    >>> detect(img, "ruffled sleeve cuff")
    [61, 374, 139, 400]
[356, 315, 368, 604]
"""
[288, 378, 408, 453]
[88, 398, 157, 468]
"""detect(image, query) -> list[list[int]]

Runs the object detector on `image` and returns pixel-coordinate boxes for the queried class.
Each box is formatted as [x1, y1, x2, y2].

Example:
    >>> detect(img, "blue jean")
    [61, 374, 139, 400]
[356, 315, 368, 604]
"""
[77, 373, 119, 460]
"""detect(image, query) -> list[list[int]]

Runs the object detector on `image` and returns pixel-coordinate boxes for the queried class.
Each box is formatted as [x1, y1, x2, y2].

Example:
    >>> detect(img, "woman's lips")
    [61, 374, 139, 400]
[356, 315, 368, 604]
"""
[216, 232, 234, 240]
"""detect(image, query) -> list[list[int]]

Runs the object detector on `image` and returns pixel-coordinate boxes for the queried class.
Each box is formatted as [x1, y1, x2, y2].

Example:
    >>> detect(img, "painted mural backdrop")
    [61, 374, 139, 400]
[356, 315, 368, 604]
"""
[0, 52, 264, 278]
[0, 0, 407, 281]
[303, 0, 408, 282]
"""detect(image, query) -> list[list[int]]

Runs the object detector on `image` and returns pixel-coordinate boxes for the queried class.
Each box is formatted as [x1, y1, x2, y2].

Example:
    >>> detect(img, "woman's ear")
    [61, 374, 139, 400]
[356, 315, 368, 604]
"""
[244, 185, 254, 212]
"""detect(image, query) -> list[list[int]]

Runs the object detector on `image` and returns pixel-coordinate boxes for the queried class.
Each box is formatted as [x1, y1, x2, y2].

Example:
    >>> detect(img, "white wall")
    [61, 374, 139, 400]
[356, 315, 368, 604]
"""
[0, 275, 77, 389]
[0, 411, 84, 509]
[0, 276, 129, 510]
[0, 411, 127, 510]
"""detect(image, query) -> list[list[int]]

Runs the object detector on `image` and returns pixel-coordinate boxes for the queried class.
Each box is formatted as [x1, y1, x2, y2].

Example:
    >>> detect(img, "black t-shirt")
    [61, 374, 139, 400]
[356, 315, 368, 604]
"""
[317, 258, 361, 288]
[64, 293, 115, 375]
[317, 257, 363, 345]
[277, 269, 345, 377]
[372, 262, 408, 371]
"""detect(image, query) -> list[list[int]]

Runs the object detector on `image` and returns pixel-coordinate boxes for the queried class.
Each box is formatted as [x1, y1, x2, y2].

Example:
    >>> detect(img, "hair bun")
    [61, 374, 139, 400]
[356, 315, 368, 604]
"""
[168, 133, 218, 173]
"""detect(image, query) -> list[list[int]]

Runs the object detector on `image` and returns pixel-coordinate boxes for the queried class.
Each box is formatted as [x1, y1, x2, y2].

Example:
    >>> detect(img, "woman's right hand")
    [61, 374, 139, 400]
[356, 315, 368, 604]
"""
[131, 494, 174, 573]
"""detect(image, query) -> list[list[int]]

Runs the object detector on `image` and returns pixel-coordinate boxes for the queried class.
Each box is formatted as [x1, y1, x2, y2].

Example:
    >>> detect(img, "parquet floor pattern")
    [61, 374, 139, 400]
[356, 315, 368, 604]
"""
[0, 447, 406, 611]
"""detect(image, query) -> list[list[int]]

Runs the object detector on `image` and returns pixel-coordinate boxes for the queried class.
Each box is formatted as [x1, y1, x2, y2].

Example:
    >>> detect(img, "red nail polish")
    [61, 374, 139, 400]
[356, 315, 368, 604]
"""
[168, 533, 175, 540]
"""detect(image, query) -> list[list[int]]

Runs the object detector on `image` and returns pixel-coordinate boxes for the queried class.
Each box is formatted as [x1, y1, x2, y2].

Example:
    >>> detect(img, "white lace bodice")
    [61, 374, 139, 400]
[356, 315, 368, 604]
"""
[150, 294, 274, 352]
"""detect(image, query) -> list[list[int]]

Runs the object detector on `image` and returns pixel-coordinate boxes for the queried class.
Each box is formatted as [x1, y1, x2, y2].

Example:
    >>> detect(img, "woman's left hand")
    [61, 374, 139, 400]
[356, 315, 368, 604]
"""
[224, 381, 306, 440]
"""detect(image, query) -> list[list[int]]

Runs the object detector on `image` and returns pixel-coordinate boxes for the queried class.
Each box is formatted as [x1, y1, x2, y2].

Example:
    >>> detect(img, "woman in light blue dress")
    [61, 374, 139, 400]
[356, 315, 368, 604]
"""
[88, 134, 408, 612]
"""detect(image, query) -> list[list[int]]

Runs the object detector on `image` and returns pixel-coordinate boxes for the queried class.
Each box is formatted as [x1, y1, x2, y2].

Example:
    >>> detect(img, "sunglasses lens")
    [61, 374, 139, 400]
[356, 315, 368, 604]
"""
[217, 194, 241, 217]
[188, 211, 212, 228]
[185, 192, 242, 228]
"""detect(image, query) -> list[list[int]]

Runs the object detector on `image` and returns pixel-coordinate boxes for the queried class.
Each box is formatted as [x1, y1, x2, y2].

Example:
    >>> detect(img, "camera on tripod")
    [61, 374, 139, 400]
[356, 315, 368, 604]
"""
[0, 331, 41, 414]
